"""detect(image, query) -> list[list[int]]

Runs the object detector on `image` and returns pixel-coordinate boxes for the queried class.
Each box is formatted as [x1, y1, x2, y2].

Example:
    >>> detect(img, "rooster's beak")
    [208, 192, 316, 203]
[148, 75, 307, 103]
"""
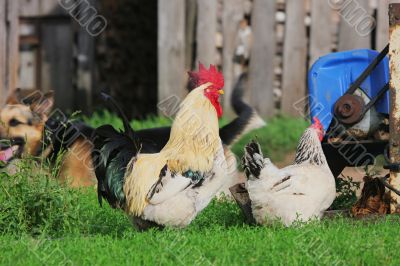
[218, 90, 224, 95]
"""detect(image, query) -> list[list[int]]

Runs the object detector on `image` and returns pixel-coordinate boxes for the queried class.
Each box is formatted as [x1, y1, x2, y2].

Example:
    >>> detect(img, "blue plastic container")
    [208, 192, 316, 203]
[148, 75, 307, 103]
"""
[308, 49, 390, 131]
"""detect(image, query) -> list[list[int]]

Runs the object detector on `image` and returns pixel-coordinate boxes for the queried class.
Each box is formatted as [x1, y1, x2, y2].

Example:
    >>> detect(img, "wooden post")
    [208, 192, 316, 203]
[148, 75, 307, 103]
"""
[388, 3, 400, 213]
[158, 0, 186, 114]
[196, 0, 217, 65]
[309, 0, 333, 66]
[281, 0, 307, 117]
[248, 0, 276, 118]
[0, 0, 19, 106]
[337, 0, 372, 51]
[222, 0, 243, 116]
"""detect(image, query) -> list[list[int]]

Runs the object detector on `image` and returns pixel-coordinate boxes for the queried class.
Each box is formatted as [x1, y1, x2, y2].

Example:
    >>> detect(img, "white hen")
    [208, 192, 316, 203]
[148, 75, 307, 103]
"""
[242, 118, 336, 226]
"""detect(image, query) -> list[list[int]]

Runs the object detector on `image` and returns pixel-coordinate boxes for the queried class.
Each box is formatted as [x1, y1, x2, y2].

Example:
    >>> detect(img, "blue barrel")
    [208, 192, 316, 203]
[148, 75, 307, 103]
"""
[308, 49, 389, 131]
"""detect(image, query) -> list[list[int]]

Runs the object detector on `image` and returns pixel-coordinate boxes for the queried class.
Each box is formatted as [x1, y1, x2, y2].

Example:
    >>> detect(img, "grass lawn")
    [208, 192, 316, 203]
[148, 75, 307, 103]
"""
[1, 191, 400, 266]
[0, 114, 395, 265]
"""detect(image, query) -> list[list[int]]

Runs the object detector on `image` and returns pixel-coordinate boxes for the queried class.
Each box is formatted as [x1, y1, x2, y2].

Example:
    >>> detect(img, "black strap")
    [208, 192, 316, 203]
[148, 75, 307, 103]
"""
[346, 44, 389, 95]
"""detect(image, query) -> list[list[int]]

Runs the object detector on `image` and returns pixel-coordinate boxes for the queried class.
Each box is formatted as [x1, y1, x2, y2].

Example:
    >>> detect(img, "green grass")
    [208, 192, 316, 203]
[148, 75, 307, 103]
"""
[1, 186, 400, 265]
[231, 115, 308, 162]
[1, 114, 387, 265]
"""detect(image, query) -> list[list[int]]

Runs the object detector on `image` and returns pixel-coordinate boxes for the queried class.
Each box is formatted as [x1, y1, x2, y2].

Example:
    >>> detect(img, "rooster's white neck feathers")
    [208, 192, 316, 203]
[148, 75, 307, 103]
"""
[294, 127, 328, 167]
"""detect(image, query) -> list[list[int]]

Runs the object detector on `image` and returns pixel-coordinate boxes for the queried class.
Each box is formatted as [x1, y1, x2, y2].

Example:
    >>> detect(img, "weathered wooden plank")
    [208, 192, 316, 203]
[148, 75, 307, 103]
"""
[196, 0, 217, 65]
[0, 0, 19, 105]
[281, 0, 308, 117]
[0, 0, 7, 105]
[18, 0, 40, 17]
[309, 0, 333, 66]
[74, 0, 95, 113]
[222, 0, 243, 116]
[185, 0, 196, 70]
[377, 0, 389, 50]
[7, 0, 19, 94]
[337, 0, 373, 51]
[40, 21, 74, 111]
[75, 26, 95, 113]
[158, 0, 186, 115]
[40, 0, 68, 16]
[248, 0, 276, 117]
[19, 0, 68, 17]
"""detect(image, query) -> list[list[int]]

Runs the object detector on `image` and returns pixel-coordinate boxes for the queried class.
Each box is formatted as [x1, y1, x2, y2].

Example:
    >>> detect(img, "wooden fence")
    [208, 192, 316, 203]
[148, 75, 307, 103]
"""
[0, 0, 95, 112]
[0, 0, 392, 118]
[159, 0, 391, 118]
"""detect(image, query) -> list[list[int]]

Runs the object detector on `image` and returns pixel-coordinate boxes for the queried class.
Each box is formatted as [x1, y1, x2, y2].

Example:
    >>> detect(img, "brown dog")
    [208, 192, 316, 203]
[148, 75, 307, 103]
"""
[0, 89, 96, 187]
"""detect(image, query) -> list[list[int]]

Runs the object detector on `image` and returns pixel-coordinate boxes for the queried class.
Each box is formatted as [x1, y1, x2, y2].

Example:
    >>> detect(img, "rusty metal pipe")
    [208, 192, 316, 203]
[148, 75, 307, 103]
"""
[388, 3, 400, 213]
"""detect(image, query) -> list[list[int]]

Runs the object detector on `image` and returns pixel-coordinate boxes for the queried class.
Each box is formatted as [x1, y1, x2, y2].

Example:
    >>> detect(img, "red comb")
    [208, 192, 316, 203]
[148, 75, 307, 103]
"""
[313, 117, 321, 126]
[188, 63, 224, 90]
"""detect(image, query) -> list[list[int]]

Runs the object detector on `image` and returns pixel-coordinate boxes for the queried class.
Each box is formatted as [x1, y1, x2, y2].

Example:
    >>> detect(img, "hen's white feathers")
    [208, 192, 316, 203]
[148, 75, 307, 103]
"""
[243, 127, 336, 226]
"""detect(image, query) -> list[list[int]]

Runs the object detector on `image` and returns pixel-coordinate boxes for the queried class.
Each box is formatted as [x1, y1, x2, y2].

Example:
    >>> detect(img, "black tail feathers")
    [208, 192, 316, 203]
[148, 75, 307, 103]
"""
[242, 140, 264, 180]
[219, 74, 266, 146]
[100, 92, 135, 139]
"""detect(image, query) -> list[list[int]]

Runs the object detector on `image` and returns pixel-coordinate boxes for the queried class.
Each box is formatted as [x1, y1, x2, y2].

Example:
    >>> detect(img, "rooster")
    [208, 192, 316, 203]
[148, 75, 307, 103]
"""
[93, 65, 230, 229]
[242, 118, 336, 226]
[93, 65, 265, 211]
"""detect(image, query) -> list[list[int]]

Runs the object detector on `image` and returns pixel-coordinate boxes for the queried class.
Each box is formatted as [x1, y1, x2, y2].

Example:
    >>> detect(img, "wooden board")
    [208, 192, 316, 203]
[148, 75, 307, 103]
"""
[338, 0, 372, 50]
[196, 0, 217, 65]
[40, 21, 74, 111]
[309, 0, 334, 66]
[7, 0, 19, 95]
[281, 0, 308, 117]
[0, 1, 7, 105]
[0, 0, 19, 106]
[185, 0, 197, 70]
[19, 0, 68, 17]
[222, 0, 244, 117]
[158, 0, 186, 115]
[74, 0, 96, 113]
[248, 0, 276, 118]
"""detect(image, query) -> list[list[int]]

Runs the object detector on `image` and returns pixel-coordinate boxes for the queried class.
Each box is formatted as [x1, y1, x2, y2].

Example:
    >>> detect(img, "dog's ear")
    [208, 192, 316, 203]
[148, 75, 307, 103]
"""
[6, 88, 22, 104]
[29, 91, 54, 117]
